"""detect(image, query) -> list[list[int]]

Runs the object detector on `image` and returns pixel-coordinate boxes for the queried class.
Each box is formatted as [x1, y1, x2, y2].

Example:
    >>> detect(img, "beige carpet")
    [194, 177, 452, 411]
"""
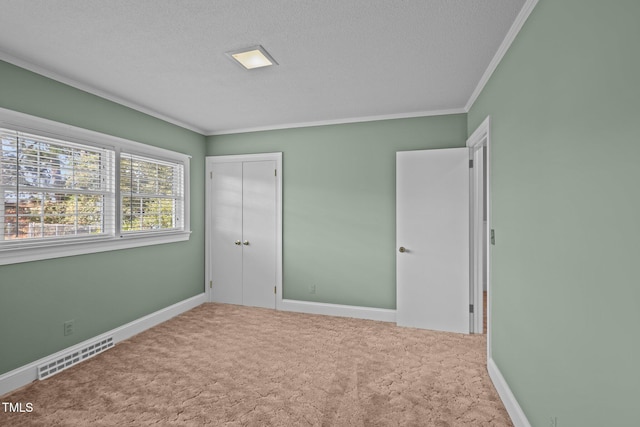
[0, 303, 512, 426]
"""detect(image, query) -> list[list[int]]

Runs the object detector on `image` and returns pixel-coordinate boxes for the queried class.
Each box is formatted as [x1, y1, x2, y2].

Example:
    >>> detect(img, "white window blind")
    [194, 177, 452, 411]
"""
[0, 107, 191, 265]
[120, 153, 184, 233]
[1, 127, 115, 242]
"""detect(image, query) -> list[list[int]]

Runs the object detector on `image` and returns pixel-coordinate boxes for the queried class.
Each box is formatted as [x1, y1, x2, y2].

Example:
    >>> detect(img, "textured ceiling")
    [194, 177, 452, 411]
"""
[0, 0, 527, 135]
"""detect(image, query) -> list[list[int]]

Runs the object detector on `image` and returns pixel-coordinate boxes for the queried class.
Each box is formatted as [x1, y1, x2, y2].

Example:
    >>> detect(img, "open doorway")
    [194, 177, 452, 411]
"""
[468, 117, 490, 337]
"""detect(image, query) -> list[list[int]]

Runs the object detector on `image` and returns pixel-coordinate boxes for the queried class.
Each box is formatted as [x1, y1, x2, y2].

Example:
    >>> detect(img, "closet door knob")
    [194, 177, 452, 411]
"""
[234, 240, 242, 245]
[243, 240, 250, 245]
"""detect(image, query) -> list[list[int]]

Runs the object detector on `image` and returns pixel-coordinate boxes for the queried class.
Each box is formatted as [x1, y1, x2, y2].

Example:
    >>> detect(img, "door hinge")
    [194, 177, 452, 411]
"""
[469, 304, 474, 313]
[274, 286, 276, 294]
[209, 280, 213, 289]
[275, 169, 277, 177]
[469, 159, 473, 168]
[210, 171, 212, 179]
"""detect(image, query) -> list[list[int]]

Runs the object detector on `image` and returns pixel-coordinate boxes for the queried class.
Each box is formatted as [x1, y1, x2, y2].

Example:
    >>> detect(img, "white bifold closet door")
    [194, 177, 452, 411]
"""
[210, 160, 277, 309]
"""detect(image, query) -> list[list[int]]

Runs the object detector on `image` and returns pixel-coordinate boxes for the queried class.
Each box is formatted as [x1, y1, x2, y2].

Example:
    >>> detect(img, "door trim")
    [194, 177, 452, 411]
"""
[467, 117, 491, 351]
[205, 152, 283, 309]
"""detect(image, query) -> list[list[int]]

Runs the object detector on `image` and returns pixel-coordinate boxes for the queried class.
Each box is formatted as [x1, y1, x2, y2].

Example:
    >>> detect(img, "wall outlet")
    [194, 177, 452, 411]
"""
[309, 284, 316, 294]
[63, 320, 75, 336]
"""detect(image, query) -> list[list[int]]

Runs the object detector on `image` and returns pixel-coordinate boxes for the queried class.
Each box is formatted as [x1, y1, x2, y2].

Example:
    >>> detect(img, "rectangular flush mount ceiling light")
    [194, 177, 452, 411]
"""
[226, 45, 278, 70]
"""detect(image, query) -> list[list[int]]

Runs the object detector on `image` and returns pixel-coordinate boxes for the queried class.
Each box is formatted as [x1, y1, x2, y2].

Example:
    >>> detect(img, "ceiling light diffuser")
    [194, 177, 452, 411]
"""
[227, 45, 278, 70]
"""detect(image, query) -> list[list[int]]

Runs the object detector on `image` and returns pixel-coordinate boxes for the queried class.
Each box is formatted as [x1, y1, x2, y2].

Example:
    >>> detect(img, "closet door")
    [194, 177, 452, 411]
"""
[242, 160, 277, 308]
[209, 158, 278, 309]
[210, 162, 243, 305]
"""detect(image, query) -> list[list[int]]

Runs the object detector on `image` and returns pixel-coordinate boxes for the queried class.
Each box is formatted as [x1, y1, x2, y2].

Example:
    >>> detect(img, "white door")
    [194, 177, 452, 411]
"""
[242, 160, 277, 308]
[210, 162, 243, 305]
[209, 159, 277, 309]
[396, 148, 470, 334]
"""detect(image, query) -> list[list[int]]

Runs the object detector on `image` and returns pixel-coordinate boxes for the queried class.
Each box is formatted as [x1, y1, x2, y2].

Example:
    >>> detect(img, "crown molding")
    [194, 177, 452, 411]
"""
[1, 0, 538, 137]
[211, 0, 539, 136]
[0, 51, 206, 135]
[206, 108, 467, 136]
[465, 0, 539, 112]
[1, 50, 464, 137]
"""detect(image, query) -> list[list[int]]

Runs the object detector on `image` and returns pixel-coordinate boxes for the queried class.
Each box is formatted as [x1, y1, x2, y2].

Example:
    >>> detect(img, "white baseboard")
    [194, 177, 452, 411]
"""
[279, 299, 396, 323]
[0, 293, 207, 397]
[488, 358, 531, 427]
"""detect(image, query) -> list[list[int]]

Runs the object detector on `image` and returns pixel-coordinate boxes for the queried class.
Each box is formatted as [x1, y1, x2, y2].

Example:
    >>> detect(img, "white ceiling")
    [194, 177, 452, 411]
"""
[0, 0, 528, 135]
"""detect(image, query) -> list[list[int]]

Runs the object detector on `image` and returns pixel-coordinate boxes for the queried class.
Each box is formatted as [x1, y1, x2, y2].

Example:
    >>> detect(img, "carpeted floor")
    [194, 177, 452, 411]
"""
[0, 303, 512, 426]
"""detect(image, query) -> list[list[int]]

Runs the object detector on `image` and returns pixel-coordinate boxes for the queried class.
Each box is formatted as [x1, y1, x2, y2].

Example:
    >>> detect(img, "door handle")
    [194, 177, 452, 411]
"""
[235, 240, 241, 245]
[243, 240, 250, 246]
[399, 246, 406, 253]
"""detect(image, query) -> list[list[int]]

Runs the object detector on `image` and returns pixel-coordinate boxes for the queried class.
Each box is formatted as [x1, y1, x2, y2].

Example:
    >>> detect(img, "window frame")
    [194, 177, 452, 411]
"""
[0, 107, 191, 266]
[119, 152, 185, 235]
[1, 128, 116, 243]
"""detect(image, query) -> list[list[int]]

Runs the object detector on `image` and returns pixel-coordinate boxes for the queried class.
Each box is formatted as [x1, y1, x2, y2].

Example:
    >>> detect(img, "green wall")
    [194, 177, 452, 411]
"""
[0, 60, 206, 375]
[207, 116, 467, 309]
[468, 1, 640, 425]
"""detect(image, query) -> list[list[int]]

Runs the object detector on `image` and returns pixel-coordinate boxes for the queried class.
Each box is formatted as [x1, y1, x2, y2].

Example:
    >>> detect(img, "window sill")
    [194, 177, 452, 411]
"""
[0, 231, 191, 266]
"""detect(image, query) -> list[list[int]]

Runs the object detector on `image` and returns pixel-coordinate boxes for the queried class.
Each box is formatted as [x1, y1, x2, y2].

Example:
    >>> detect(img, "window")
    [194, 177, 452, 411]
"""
[1, 128, 115, 241]
[120, 153, 184, 233]
[0, 108, 190, 265]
